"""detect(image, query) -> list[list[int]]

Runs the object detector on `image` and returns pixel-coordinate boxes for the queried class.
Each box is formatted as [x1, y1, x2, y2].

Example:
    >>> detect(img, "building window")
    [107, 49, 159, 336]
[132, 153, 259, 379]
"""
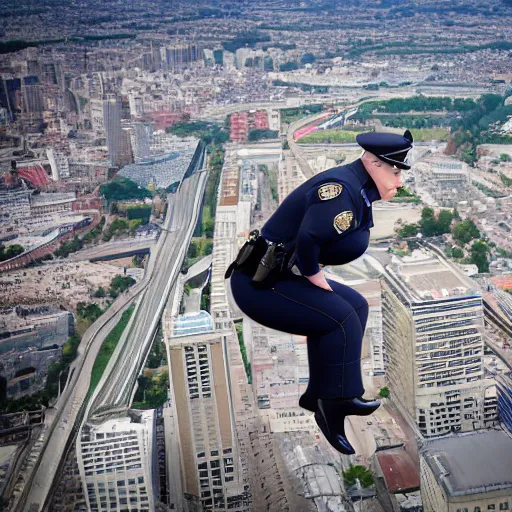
[500, 504, 509, 511]
[474, 508, 481, 512]
[489, 506, 496, 510]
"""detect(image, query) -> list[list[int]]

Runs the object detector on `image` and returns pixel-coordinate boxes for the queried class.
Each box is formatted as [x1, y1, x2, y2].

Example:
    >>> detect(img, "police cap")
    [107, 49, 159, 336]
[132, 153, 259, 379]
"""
[356, 130, 413, 170]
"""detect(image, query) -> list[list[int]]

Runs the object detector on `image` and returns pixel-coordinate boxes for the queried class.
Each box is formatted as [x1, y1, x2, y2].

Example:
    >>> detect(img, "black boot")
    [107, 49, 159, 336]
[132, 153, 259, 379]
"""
[298, 392, 317, 412]
[338, 396, 381, 416]
[315, 398, 355, 455]
[301, 395, 380, 415]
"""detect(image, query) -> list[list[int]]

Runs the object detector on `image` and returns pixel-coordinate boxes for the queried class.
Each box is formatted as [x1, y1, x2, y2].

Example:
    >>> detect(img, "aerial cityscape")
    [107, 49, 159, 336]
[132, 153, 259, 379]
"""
[0, 0, 512, 511]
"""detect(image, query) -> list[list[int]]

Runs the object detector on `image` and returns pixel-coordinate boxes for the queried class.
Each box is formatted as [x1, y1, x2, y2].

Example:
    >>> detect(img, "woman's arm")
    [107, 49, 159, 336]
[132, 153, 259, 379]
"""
[305, 270, 333, 292]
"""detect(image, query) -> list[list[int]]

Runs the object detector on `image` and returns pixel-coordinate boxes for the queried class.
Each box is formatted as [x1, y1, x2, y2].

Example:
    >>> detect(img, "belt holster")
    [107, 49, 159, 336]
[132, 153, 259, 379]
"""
[251, 242, 287, 289]
[224, 229, 264, 279]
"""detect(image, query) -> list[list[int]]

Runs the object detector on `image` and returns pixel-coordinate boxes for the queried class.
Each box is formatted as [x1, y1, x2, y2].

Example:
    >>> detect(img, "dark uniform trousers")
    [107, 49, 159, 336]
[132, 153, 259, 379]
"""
[230, 268, 369, 399]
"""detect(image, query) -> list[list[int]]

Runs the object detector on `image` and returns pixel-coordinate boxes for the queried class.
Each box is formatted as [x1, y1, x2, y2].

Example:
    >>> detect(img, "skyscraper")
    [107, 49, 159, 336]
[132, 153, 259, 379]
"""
[380, 249, 497, 437]
[77, 411, 156, 512]
[103, 94, 123, 167]
[167, 332, 249, 511]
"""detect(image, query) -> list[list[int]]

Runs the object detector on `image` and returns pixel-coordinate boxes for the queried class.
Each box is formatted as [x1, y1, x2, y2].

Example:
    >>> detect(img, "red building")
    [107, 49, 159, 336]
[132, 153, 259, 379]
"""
[229, 110, 269, 142]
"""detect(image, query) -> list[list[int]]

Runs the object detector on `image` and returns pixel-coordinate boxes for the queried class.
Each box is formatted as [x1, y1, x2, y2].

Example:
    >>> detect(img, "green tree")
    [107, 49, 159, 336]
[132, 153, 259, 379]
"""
[397, 223, 419, 238]
[452, 219, 480, 246]
[126, 205, 152, 223]
[437, 210, 454, 234]
[300, 53, 316, 65]
[452, 247, 464, 258]
[188, 240, 199, 259]
[76, 302, 103, 322]
[279, 60, 298, 72]
[378, 386, 390, 398]
[470, 240, 489, 273]
[100, 177, 151, 202]
[248, 129, 279, 141]
[419, 207, 439, 237]
[109, 275, 136, 297]
[94, 286, 106, 298]
[0, 243, 25, 261]
[128, 219, 142, 234]
[343, 464, 375, 488]
[500, 153, 511, 162]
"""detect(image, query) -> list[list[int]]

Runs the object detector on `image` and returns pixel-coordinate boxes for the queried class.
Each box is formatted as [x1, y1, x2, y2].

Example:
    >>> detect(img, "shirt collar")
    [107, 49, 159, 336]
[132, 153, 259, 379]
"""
[348, 158, 381, 203]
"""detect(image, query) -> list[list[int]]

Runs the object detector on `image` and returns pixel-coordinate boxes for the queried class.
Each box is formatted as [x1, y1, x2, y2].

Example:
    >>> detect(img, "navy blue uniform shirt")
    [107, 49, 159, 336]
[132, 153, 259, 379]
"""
[261, 158, 381, 276]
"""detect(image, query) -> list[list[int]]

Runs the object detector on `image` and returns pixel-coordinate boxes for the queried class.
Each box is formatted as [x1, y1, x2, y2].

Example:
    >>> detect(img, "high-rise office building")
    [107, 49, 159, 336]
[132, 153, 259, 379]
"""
[0, 77, 21, 121]
[496, 372, 512, 434]
[381, 249, 497, 437]
[167, 332, 249, 511]
[130, 122, 152, 162]
[21, 75, 44, 118]
[164, 44, 200, 72]
[103, 94, 123, 167]
[77, 411, 156, 512]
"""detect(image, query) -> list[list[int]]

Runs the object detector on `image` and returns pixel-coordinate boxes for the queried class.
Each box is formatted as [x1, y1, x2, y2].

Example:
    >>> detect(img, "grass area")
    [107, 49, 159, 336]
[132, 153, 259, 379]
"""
[89, 305, 135, 393]
[280, 105, 324, 127]
[298, 129, 362, 144]
[406, 128, 450, 142]
[260, 164, 278, 202]
[299, 127, 448, 145]
[389, 196, 421, 204]
[235, 322, 252, 384]
[132, 370, 168, 410]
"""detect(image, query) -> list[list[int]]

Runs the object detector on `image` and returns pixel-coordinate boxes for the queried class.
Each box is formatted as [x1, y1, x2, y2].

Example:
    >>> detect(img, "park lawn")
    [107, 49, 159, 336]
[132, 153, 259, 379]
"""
[408, 128, 450, 142]
[297, 127, 449, 145]
[89, 304, 135, 393]
[298, 129, 362, 144]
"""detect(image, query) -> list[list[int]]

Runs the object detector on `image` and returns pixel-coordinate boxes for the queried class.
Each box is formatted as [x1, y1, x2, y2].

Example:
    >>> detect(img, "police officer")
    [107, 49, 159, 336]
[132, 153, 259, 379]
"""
[227, 130, 413, 454]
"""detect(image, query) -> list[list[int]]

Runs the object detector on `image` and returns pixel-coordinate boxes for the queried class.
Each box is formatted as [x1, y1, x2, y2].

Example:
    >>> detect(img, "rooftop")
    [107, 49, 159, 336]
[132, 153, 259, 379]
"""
[390, 249, 480, 302]
[119, 145, 198, 190]
[376, 448, 420, 494]
[172, 311, 213, 338]
[420, 429, 512, 497]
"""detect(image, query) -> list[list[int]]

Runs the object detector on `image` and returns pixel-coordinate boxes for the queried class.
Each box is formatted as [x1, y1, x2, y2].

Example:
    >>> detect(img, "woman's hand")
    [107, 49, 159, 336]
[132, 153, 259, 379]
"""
[305, 270, 333, 292]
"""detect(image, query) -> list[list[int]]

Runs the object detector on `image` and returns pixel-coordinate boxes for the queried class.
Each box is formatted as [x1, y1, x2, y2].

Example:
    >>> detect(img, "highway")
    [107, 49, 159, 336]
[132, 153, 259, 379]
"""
[88, 169, 208, 414]
[17, 163, 207, 511]
[68, 238, 156, 262]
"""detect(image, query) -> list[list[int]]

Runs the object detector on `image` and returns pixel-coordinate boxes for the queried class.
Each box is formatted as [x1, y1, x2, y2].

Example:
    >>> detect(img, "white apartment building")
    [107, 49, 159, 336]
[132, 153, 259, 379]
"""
[381, 249, 497, 437]
[167, 333, 248, 512]
[77, 411, 156, 512]
[277, 151, 306, 202]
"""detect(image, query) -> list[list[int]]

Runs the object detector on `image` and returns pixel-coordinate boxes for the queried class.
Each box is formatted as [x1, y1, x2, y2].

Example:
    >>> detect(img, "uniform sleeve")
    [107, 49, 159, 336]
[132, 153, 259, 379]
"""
[295, 183, 357, 276]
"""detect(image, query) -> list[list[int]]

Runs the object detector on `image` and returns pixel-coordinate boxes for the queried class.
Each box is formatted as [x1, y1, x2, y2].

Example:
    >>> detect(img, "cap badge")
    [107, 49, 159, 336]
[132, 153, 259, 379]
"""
[318, 183, 343, 201]
[333, 211, 354, 234]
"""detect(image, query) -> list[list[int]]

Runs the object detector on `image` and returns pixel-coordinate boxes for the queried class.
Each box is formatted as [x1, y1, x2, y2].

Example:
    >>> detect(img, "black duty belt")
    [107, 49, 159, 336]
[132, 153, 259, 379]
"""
[224, 230, 294, 289]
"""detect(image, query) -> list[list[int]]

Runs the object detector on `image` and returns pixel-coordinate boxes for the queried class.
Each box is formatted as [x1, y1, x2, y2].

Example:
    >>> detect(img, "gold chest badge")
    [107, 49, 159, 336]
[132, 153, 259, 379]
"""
[318, 183, 343, 201]
[333, 211, 354, 234]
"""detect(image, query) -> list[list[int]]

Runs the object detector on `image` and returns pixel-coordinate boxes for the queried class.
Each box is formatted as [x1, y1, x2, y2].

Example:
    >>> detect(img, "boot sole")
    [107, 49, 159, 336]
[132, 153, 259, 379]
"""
[344, 403, 381, 417]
